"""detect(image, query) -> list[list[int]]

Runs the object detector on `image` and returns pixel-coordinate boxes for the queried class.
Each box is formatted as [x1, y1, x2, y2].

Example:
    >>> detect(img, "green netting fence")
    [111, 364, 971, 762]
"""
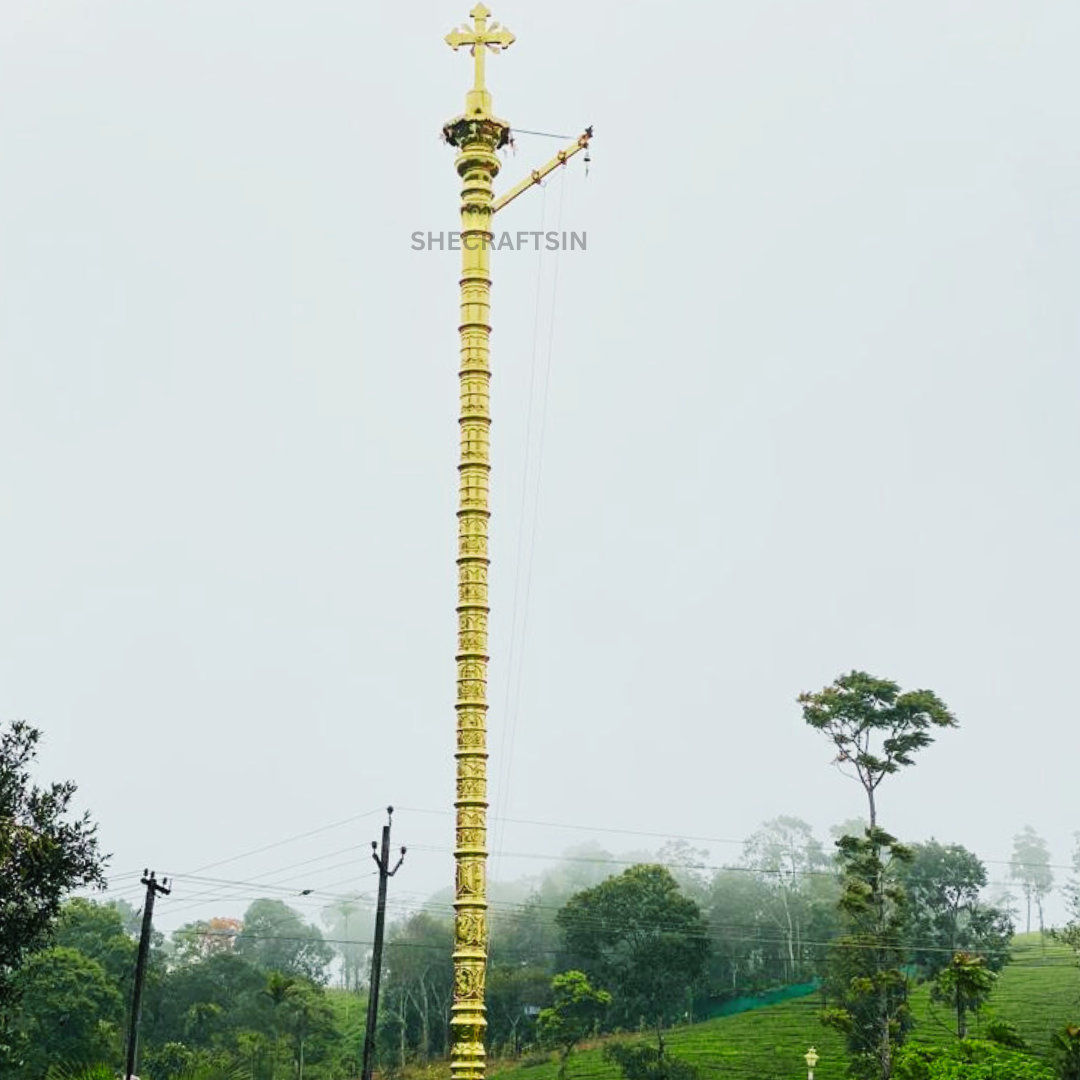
[700, 980, 821, 1020]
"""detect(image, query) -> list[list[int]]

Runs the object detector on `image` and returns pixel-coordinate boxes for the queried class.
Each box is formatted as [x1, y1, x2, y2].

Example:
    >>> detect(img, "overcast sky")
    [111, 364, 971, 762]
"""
[1, 1, 1078, 934]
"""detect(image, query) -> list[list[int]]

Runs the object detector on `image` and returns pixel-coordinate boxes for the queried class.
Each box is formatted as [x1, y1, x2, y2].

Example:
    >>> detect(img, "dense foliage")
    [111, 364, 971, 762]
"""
[0, 723, 106, 995]
[893, 1039, 1056, 1079]
[0, 721, 107, 1072]
[3, 702, 1078, 1080]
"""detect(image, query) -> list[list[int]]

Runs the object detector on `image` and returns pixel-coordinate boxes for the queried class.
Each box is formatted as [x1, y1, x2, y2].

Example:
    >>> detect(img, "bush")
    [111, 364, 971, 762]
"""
[893, 1039, 1054, 1080]
[603, 1040, 700, 1080]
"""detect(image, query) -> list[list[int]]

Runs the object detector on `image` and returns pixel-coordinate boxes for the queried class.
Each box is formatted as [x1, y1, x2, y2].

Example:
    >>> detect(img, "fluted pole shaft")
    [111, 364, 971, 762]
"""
[447, 115, 506, 1080]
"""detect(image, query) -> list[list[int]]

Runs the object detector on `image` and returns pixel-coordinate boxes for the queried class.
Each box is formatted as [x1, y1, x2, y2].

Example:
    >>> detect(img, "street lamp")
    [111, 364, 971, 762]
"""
[805, 1047, 819, 1079]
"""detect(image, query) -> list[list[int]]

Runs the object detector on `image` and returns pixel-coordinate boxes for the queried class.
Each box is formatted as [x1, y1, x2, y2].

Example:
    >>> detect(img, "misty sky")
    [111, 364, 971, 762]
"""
[1, 1, 1078, 934]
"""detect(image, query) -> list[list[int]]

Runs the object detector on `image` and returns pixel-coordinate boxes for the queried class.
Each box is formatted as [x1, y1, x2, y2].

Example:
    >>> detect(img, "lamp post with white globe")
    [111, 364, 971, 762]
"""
[805, 1047, 819, 1079]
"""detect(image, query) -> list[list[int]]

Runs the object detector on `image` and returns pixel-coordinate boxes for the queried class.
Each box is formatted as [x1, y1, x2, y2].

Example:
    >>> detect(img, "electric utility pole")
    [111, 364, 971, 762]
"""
[442, 8, 591, 1080]
[360, 807, 406, 1080]
[125, 869, 170, 1080]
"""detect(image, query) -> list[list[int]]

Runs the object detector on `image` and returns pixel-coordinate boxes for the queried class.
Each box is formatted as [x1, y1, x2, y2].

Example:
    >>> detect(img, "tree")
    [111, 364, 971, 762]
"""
[54, 898, 138, 987]
[822, 828, 914, 1080]
[1010, 827, 1053, 935]
[0, 722, 105, 1015]
[172, 918, 243, 967]
[656, 840, 711, 901]
[487, 964, 551, 1056]
[7, 946, 123, 1079]
[321, 898, 373, 994]
[490, 893, 560, 971]
[930, 952, 995, 1040]
[378, 912, 454, 1064]
[604, 1040, 700, 1080]
[799, 672, 957, 828]
[802, 672, 956, 1080]
[1066, 833, 1080, 922]
[832, 818, 871, 844]
[702, 869, 774, 997]
[536, 844, 622, 911]
[261, 971, 297, 1080]
[899, 841, 1012, 978]
[742, 816, 830, 983]
[234, 899, 334, 984]
[1055, 837, 1080, 980]
[280, 981, 336, 1079]
[536, 970, 611, 1080]
[1052, 837, 1080, 972]
[557, 865, 710, 1034]
[141, 950, 265, 1059]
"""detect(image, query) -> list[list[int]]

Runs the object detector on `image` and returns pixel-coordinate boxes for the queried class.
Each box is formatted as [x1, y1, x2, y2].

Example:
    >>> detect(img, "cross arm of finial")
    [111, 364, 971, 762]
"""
[445, 4, 515, 52]
[480, 21, 514, 50]
[444, 26, 515, 51]
[445, 28, 474, 51]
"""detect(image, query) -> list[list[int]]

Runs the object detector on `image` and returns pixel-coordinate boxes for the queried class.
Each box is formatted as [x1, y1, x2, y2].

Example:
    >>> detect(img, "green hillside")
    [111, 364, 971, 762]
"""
[490, 935, 1079, 1080]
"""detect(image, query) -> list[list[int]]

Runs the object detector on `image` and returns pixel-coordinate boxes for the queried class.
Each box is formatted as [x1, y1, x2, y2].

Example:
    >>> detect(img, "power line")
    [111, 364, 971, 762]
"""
[181, 806, 384, 877]
[166, 914, 1073, 961]
[400, 805, 1080, 875]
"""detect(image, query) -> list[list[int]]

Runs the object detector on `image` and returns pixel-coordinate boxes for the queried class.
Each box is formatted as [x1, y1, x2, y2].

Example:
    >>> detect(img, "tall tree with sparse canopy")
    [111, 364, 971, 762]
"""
[801, 672, 957, 1080]
[0, 721, 105, 1024]
[1067, 833, 1080, 922]
[1009, 826, 1054, 936]
[799, 671, 957, 829]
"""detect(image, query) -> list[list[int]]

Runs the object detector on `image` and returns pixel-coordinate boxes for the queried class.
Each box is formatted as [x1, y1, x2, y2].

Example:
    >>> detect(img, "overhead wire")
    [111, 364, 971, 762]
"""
[400, 804, 1080, 874]
[163, 917, 1077, 962]
[98, 830, 1069, 923]
[182, 805, 383, 876]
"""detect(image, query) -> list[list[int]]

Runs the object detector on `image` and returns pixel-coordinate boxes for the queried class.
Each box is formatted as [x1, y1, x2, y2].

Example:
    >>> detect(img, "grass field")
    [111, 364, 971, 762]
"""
[490, 934, 1079, 1080]
[906, 933, 1080, 1052]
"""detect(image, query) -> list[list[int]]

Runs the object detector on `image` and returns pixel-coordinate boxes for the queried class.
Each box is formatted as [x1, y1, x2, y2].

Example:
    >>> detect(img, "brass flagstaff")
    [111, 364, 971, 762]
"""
[442, 7, 591, 1080]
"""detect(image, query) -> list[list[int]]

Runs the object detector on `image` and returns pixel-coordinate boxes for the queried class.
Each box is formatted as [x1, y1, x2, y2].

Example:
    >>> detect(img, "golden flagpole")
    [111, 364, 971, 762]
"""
[442, 10, 591, 1078]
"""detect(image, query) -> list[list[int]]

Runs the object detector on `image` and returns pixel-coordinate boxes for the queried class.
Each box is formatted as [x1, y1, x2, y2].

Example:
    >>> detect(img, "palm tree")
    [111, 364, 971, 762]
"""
[260, 971, 297, 1080]
[932, 951, 996, 1039]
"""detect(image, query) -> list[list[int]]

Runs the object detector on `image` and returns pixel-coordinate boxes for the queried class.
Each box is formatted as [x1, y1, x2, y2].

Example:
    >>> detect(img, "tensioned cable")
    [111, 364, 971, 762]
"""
[496, 166, 568, 864]
[512, 128, 572, 140]
[491, 177, 549, 886]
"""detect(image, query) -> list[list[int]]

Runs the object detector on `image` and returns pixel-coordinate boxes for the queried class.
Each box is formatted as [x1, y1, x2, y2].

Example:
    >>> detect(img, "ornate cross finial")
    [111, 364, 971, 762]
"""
[446, 4, 515, 101]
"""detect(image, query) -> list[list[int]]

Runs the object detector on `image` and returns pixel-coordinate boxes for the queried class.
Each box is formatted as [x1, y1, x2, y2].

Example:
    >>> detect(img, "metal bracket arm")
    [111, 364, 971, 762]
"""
[492, 127, 592, 214]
